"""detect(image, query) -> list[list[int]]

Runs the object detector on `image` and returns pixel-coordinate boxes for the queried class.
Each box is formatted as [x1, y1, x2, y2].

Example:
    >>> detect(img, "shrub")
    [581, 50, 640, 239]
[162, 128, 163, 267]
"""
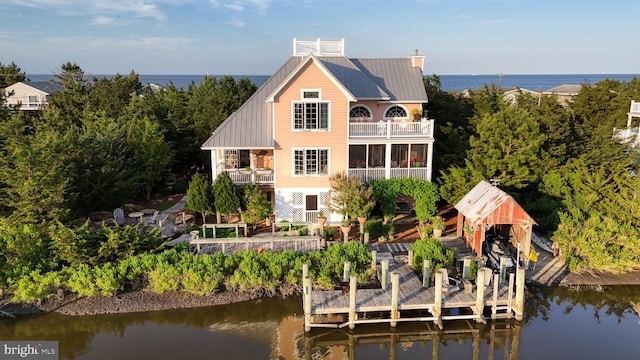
[148, 262, 181, 293]
[363, 219, 382, 235]
[410, 238, 455, 275]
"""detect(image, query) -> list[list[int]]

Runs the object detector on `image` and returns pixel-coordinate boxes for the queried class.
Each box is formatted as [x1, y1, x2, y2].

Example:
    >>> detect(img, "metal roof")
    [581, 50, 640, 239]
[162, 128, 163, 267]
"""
[351, 58, 428, 102]
[454, 180, 514, 226]
[543, 84, 582, 95]
[24, 81, 64, 94]
[201, 57, 303, 149]
[201, 55, 427, 149]
[318, 57, 389, 99]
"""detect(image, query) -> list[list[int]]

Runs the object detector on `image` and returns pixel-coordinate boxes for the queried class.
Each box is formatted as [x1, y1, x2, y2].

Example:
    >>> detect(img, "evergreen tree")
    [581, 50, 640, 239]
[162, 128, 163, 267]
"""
[213, 171, 240, 223]
[242, 182, 272, 230]
[0, 61, 27, 89]
[185, 172, 215, 224]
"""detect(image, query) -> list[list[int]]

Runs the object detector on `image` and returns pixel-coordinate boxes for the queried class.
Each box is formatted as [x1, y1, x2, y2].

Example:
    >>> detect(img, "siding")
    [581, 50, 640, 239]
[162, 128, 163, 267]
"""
[273, 60, 349, 189]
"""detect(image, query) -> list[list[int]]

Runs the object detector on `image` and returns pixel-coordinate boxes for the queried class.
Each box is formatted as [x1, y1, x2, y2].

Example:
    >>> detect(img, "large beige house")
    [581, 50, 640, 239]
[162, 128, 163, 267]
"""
[3, 81, 63, 111]
[201, 39, 434, 223]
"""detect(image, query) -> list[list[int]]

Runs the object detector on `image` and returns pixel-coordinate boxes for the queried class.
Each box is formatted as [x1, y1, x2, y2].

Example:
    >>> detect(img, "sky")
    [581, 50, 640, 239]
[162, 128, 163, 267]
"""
[0, 0, 639, 76]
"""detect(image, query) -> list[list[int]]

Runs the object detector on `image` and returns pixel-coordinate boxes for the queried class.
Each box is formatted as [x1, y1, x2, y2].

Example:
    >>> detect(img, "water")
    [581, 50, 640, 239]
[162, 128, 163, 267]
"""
[1, 286, 639, 359]
[26, 74, 640, 92]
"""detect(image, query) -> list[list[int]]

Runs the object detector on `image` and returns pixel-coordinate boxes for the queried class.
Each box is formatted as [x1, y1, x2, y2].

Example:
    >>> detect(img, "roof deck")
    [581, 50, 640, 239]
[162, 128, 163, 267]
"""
[293, 38, 344, 56]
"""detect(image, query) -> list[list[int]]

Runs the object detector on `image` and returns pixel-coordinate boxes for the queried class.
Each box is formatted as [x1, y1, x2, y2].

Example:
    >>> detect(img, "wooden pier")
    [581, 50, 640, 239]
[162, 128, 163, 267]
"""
[302, 262, 525, 332]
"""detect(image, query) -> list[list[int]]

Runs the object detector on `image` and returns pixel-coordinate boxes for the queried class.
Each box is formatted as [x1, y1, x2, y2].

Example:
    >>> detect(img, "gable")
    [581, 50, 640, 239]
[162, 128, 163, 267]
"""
[455, 180, 535, 226]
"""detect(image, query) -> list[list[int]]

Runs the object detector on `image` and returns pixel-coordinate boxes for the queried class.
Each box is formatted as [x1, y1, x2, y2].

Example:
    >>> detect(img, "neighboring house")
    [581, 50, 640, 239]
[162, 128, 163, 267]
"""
[201, 39, 434, 223]
[502, 87, 541, 105]
[3, 81, 63, 111]
[542, 84, 582, 107]
[613, 100, 640, 147]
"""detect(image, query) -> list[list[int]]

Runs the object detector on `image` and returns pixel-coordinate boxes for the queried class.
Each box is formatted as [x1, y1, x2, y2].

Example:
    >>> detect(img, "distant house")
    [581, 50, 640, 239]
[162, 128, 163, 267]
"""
[3, 81, 63, 111]
[501, 87, 541, 105]
[613, 100, 640, 147]
[201, 38, 434, 223]
[542, 84, 582, 107]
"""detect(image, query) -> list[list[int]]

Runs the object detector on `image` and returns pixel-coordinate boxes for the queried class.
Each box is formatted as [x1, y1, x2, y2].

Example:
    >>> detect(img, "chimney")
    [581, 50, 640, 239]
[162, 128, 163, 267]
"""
[408, 49, 425, 72]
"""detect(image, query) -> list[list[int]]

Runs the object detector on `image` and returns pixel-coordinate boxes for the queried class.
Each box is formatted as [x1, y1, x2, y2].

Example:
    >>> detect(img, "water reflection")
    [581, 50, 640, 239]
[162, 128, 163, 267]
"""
[0, 286, 638, 360]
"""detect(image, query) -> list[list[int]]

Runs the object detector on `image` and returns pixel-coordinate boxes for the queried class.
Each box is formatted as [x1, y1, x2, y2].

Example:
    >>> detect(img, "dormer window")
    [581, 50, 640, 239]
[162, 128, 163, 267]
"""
[384, 105, 408, 119]
[293, 89, 330, 131]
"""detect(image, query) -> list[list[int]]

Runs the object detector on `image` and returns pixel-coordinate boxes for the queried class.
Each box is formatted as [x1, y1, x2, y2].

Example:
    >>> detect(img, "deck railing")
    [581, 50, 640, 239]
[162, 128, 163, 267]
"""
[226, 169, 274, 184]
[293, 38, 344, 56]
[348, 167, 430, 181]
[349, 119, 434, 138]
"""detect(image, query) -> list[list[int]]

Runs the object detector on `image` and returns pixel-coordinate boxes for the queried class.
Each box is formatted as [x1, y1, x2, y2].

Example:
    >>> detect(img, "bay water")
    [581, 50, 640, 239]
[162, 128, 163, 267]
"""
[1, 285, 639, 359]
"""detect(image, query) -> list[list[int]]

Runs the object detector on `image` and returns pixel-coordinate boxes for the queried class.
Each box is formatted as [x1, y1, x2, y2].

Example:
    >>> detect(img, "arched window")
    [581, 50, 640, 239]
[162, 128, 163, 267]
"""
[384, 105, 408, 119]
[349, 105, 372, 120]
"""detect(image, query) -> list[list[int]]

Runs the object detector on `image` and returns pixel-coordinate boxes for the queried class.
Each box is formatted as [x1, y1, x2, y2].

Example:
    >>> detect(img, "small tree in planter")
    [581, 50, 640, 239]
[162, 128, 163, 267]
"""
[328, 172, 374, 242]
[431, 215, 445, 237]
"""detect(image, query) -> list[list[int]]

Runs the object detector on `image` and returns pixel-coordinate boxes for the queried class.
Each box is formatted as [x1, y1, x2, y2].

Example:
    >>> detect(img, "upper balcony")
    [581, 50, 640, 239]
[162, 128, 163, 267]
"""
[293, 38, 344, 57]
[226, 168, 274, 185]
[349, 119, 434, 139]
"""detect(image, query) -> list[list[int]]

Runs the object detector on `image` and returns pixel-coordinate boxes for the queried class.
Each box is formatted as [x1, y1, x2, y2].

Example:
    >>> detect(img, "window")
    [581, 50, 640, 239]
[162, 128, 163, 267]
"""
[293, 89, 329, 131]
[224, 149, 250, 169]
[293, 102, 329, 130]
[294, 149, 329, 176]
[384, 105, 408, 119]
[27, 94, 39, 107]
[349, 105, 372, 120]
[391, 144, 409, 168]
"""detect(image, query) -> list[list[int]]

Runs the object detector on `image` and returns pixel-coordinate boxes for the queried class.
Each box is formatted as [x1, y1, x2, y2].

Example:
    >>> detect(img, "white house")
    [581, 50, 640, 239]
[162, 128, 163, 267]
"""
[3, 81, 64, 111]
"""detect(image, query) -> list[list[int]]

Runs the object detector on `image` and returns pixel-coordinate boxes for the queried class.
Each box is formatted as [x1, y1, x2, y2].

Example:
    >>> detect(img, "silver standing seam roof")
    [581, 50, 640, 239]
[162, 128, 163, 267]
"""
[201, 55, 428, 149]
[25, 81, 64, 94]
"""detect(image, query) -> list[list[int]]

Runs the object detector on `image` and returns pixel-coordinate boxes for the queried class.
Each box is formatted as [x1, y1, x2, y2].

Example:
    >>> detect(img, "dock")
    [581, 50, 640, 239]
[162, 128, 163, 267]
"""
[302, 259, 525, 332]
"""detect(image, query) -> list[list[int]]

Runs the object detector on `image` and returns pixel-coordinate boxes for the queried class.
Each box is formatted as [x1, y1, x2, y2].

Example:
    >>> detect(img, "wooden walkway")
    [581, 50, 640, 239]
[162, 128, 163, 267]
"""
[303, 262, 525, 331]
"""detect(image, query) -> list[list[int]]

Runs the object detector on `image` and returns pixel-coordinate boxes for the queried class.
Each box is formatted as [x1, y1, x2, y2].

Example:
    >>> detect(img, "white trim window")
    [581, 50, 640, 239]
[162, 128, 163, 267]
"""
[293, 148, 329, 176]
[384, 105, 408, 120]
[292, 89, 330, 131]
[27, 94, 39, 107]
[349, 105, 372, 121]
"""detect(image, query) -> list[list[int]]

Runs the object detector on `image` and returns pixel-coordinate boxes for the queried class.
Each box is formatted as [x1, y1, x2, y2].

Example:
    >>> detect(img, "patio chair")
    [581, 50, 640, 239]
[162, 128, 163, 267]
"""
[113, 208, 125, 225]
[147, 210, 159, 224]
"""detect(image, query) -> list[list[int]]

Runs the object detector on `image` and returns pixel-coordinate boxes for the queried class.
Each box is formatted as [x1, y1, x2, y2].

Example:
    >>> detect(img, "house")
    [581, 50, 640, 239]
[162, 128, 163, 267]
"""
[201, 39, 434, 223]
[613, 100, 640, 147]
[454, 180, 535, 267]
[542, 84, 582, 107]
[3, 81, 63, 111]
[501, 87, 541, 105]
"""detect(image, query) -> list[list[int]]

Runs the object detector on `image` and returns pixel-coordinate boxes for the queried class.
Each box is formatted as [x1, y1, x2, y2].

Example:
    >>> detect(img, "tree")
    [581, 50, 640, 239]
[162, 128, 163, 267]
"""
[122, 96, 174, 200]
[327, 172, 361, 222]
[242, 182, 272, 230]
[185, 173, 215, 223]
[467, 106, 545, 190]
[0, 61, 27, 89]
[54, 61, 87, 88]
[213, 171, 240, 223]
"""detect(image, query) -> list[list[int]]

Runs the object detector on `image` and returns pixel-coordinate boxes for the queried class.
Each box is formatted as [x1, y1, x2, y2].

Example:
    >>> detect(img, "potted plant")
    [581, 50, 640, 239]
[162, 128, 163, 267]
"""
[410, 108, 422, 121]
[340, 218, 352, 243]
[317, 210, 327, 234]
[431, 216, 445, 238]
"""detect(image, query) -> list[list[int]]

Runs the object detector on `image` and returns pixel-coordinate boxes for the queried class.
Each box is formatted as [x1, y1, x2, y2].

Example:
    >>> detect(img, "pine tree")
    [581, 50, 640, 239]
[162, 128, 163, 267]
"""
[186, 173, 215, 224]
[213, 171, 240, 223]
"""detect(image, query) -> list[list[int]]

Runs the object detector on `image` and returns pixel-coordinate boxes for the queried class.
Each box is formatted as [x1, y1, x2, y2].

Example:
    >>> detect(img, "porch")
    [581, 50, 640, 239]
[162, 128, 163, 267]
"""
[226, 168, 274, 184]
[347, 167, 431, 182]
[349, 119, 434, 139]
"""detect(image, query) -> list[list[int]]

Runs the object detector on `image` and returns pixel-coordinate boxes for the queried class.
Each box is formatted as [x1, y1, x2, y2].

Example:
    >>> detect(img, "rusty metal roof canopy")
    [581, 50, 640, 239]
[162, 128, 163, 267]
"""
[454, 180, 534, 226]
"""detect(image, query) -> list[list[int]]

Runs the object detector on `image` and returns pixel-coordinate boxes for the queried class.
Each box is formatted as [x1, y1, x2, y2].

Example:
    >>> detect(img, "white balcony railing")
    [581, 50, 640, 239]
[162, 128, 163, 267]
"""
[630, 100, 640, 114]
[226, 169, 274, 184]
[349, 119, 434, 138]
[293, 38, 344, 56]
[348, 167, 430, 181]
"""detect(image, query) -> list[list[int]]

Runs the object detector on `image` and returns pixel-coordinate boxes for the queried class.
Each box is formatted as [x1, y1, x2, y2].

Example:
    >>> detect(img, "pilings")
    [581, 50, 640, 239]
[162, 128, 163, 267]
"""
[303, 262, 525, 332]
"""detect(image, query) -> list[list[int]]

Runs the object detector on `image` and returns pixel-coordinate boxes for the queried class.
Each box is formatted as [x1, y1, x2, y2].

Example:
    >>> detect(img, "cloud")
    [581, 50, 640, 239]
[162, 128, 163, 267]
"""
[91, 15, 115, 25]
[209, 0, 271, 13]
[7, 0, 188, 21]
[226, 18, 246, 27]
[43, 35, 195, 51]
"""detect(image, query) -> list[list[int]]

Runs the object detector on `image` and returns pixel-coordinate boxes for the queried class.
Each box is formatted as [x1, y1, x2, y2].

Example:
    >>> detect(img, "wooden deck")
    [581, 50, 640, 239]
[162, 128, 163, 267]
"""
[190, 236, 321, 255]
[303, 262, 525, 331]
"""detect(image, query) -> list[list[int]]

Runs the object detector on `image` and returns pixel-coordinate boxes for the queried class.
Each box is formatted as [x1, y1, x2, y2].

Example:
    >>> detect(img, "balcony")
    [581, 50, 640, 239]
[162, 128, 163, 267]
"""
[226, 169, 274, 185]
[348, 167, 431, 182]
[349, 119, 434, 139]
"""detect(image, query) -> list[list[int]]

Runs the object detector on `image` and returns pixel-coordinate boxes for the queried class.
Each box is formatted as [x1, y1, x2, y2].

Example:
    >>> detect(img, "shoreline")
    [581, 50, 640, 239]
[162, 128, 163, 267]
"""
[4, 269, 640, 317]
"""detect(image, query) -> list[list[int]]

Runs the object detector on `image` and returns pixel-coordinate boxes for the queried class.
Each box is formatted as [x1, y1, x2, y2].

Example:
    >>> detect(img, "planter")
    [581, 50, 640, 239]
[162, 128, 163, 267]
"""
[340, 225, 351, 243]
[433, 229, 443, 238]
[317, 216, 327, 235]
[357, 216, 367, 226]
